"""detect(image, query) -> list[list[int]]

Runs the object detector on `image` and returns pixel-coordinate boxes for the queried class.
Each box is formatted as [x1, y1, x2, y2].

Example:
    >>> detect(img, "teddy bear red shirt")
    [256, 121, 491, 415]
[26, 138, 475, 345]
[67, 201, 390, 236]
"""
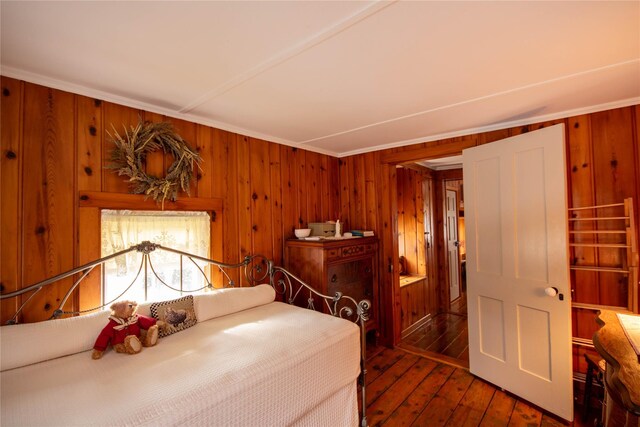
[93, 314, 157, 351]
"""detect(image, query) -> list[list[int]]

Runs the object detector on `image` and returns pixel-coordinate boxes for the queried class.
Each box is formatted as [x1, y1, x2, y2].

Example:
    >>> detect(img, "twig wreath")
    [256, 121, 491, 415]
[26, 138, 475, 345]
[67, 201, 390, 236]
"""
[108, 120, 202, 207]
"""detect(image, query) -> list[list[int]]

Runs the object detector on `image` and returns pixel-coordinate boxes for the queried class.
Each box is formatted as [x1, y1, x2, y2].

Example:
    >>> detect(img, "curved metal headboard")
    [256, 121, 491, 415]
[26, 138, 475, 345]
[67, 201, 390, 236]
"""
[0, 240, 369, 325]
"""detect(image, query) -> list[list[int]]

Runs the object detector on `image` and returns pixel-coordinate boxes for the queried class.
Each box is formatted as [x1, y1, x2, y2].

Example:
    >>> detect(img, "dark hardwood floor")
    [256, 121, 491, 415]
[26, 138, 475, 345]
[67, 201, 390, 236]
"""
[400, 294, 469, 367]
[363, 345, 597, 427]
[449, 293, 467, 315]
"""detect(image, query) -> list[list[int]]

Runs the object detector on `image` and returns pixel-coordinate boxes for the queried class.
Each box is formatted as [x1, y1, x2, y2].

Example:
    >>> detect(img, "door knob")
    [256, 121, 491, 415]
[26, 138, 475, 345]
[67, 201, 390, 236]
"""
[545, 287, 564, 300]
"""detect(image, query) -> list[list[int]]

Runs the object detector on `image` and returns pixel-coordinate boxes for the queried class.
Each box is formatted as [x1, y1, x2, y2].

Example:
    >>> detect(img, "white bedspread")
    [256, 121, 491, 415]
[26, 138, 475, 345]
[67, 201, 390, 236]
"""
[1, 302, 360, 426]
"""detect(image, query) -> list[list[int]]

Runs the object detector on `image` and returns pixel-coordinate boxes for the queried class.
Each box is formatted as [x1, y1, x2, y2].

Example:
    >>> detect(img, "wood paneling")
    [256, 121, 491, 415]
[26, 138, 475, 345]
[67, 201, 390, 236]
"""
[236, 135, 252, 265]
[21, 83, 76, 322]
[280, 146, 298, 238]
[269, 143, 284, 266]
[397, 167, 429, 277]
[77, 97, 102, 193]
[222, 130, 240, 286]
[380, 162, 400, 345]
[77, 207, 101, 311]
[249, 137, 273, 261]
[296, 149, 308, 228]
[1, 77, 23, 321]
[305, 150, 321, 223]
[591, 109, 636, 306]
[400, 278, 430, 333]
[75, 92, 101, 309]
[195, 125, 212, 199]
[102, 102, 139, 194]
[0, 77, 337, 323]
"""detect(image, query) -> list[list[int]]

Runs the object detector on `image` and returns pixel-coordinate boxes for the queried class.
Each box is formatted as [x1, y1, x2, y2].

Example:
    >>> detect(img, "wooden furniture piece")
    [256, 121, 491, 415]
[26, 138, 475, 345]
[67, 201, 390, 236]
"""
[399, 275, 431, 337]
[285, 237, 378, 333]
[583, 352, 606, 423]
[593, 310, 640, 427]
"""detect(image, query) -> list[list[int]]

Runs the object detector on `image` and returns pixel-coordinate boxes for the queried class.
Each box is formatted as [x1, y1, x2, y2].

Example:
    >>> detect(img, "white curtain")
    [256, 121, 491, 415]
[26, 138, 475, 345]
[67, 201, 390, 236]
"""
[101, 210, 210, 303]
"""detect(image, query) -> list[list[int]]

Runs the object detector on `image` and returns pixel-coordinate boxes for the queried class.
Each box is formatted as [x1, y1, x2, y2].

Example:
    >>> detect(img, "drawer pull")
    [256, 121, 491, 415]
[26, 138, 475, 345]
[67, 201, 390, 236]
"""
[331, 274, 338, 283]
[365, 266, 372, 274]
[342, 246, 365, 256]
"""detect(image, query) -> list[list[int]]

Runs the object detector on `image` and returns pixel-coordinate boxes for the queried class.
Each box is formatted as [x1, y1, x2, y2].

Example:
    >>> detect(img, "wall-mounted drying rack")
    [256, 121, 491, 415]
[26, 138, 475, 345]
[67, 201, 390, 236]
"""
[569, 198, 638, 349]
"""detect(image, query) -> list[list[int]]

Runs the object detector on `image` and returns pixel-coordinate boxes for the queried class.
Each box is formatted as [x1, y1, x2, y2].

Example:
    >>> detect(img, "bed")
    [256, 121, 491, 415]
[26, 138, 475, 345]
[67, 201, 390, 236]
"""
[0, 242, 370, 426]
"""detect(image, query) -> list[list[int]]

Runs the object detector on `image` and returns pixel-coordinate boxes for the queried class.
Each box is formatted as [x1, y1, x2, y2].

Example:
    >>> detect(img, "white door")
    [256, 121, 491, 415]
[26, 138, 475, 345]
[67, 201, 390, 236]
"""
[462, 124, 573, 421]
[446, 189, 460, 302]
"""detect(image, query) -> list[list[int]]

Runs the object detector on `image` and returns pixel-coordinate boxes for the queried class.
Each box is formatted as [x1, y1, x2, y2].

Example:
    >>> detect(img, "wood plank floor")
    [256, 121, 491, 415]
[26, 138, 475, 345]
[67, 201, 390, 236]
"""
[363, 346, 594, 427]
[400, 295, 469, 367]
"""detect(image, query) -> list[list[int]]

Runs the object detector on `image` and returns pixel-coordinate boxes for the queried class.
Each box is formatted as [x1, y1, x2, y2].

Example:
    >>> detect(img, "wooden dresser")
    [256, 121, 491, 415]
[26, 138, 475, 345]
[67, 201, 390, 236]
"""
[285, 237, 378, 333]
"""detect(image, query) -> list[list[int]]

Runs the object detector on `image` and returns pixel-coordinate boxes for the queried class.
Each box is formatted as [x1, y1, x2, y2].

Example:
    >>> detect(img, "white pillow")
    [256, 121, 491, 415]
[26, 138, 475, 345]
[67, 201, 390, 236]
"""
[137, 301, 152, 317]
[194, 284, 276, 322]
[0, 309, 110, 372]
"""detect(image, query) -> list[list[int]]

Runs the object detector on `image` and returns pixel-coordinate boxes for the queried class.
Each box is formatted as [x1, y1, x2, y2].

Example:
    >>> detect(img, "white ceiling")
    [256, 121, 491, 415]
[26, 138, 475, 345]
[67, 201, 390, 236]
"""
[417, 155, 463, 171]
[2, 1, 639, 157]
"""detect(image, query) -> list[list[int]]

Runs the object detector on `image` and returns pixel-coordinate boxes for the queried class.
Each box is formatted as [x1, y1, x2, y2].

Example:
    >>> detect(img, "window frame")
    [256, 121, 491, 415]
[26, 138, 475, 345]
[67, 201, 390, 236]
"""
[78, 191, 223, 311]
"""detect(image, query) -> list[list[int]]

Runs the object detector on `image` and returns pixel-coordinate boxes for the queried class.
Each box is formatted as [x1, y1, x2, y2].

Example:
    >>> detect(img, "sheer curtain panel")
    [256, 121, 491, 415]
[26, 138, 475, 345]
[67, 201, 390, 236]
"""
[101, 210, 211, 303]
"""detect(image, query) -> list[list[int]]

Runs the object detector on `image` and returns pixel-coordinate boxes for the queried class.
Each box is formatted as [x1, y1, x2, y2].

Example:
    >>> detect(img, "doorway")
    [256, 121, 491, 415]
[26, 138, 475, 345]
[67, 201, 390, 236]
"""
[397, 161, 468, 368]
[446, 189, 460, 302]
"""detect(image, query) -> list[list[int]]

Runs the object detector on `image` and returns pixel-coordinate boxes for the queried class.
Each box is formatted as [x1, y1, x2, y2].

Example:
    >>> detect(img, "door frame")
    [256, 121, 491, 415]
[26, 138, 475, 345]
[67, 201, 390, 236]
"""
[379, 139, 475, 346]
[435, 169, 464, 310]
[445, 188, 461, 303]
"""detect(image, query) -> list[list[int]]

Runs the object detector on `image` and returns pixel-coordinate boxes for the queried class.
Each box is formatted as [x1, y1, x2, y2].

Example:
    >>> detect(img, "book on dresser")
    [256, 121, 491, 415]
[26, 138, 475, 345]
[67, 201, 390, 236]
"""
[284, 236, 378, 334]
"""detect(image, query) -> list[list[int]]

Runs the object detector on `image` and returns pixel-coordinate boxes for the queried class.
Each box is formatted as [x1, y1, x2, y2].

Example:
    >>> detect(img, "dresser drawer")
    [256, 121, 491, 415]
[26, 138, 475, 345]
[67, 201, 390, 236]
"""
[326, 248, 341, 260]
[338, 243, 376, 259]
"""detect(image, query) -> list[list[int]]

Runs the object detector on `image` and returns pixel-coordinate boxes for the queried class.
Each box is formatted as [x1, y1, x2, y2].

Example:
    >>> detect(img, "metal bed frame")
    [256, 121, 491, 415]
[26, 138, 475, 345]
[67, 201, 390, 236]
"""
[0, 240, 370, 427]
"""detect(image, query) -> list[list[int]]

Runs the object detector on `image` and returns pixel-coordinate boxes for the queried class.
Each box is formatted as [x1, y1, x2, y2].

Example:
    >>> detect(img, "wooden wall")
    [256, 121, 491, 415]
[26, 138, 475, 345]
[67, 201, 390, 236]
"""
[397, 166, 428, 277]
[396, 166, 439, 335]
[0, 76, 339, 324]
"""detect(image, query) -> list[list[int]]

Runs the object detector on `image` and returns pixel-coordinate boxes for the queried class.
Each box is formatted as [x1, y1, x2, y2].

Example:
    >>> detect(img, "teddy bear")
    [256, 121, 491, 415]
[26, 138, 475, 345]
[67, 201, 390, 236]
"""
[92, 300, 164, 360]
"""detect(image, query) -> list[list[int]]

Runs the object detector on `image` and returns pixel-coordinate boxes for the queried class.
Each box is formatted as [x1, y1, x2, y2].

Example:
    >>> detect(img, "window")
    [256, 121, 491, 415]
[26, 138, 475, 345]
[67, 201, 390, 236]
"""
[101, 210, 210, 303]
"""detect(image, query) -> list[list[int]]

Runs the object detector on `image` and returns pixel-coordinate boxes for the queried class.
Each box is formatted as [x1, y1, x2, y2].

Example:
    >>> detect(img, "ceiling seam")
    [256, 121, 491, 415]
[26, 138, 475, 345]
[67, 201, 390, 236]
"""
[297, 58, 640, 146]
[177, 0, 396, 114]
